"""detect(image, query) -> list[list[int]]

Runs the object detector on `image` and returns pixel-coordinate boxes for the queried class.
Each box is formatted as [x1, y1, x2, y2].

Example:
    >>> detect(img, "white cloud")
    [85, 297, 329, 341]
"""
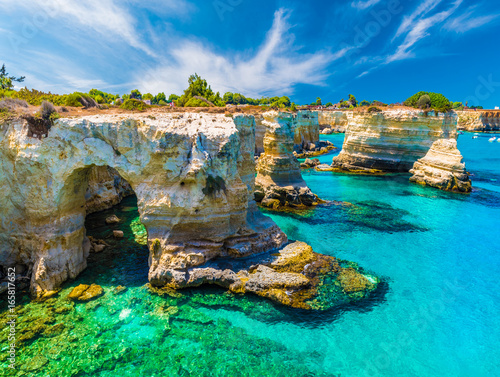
[351, 0, 382, 10]
[138, 9, 338, 97]
[387, 0, 463, 63]
[393, 0, 443, 40]
[444, 8, 499, 33]
[0, 0, 159, 56]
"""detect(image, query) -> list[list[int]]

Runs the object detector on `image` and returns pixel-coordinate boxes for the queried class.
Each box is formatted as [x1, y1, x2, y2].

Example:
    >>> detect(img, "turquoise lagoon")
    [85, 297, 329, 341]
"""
[1, 133, 499, 376]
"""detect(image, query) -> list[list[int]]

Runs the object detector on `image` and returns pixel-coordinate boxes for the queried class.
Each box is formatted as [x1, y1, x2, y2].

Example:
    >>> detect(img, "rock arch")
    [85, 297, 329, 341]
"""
[0, 114, 287, 296]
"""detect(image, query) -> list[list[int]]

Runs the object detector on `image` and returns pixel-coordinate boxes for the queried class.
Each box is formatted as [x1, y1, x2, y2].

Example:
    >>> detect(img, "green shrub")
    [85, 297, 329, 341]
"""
[417, 95, 431, 109]
[64, 92, 97, 108]
[64, 93, 83, 107]
[184, 98, 210, 107]
[404, 91, 451, 112]
[368, 106, 382, 113]
[120, 98, 147, 111]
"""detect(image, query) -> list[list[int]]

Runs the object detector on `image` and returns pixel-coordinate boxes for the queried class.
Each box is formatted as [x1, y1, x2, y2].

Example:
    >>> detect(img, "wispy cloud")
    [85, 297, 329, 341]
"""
[138, 9, 338, 97]
[387, 0, 463, 63]
[0, 0, 172, 56]
[444, 7, 499, 33]
[351, 0, 382, 10]
[393, 0, 443, 40]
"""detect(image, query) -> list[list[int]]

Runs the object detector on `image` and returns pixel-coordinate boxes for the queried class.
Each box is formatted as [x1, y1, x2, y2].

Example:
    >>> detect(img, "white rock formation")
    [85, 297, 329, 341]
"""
[410, 139, 471, 193]
[0, 113, 287, 296]
[331, 110, 459, 172]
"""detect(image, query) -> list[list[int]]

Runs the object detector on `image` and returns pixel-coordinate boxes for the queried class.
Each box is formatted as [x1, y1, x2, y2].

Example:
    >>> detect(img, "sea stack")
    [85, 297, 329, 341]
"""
[410, 139, 472, 193]
[255, 111, 319, 209]
[330, 109, 459, 173]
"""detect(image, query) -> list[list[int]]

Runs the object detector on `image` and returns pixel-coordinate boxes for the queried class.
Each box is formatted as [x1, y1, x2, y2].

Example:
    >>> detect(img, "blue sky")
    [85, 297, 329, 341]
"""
[1, 0, 500, 107]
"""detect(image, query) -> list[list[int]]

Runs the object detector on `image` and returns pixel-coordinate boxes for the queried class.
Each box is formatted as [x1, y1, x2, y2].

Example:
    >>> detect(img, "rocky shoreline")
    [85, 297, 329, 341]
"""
[0, 111, 378, 310]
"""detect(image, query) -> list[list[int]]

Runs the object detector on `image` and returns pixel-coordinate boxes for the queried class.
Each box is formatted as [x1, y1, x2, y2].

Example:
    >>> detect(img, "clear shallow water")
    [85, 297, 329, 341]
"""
[1, 133, 499, 376]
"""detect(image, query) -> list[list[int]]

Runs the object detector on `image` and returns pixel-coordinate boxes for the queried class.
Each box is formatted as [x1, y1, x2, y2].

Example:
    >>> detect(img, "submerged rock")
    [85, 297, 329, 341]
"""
[410, 139, 472, 193]
[105, 215, 120, 224]
[113, 230, 124, 238]
[68, 284, 104, 301]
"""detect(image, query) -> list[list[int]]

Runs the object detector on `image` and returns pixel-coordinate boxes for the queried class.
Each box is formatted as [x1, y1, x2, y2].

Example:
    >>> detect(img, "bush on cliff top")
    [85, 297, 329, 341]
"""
[120, 98, 148, 111]
[65, 92, 97, 108]
[405, 91, 452, 112]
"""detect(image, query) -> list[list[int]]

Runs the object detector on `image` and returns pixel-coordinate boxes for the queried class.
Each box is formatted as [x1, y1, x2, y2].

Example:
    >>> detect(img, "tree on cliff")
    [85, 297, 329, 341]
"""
[404, 91, 452, 112]
[0, 64, 25, 90]
[348, 94, 357, 107]
[177, 74, 224, 107]
[417, 95, 431, 109]
[130, 89, 142, 100]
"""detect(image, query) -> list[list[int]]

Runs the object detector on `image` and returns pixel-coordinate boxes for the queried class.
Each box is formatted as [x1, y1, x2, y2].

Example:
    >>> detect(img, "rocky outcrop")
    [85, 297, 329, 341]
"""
[457, 110, 500, 132]
[318, 111, 351, 133]
[410, 139, 471, 193]
[0, 113, 286, 297]
[151, 241, 380, 310]
[0, 112, 379, 309]
[255, 112, 319, 209]
[331, 110, 458, 173]
[255, 111, 333, 157]
[85, 166, 134, 214]
[293, 110, 319, 148]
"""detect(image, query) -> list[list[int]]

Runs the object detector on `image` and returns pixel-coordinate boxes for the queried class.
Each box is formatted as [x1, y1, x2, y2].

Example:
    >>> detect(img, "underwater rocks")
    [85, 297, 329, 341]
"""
[410, 139, 472, 193]
[86, 166, 134, 214]
[255, 111, 320, 209]
[68, 284, 104, 301]
[457, 110, 500, 132]
[331, 109, 459, 173]
[105, 215, 120, 224]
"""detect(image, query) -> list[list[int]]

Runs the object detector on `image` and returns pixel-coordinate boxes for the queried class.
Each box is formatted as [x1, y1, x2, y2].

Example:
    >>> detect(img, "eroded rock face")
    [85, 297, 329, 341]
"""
[293, 110, 319, 148]
[0, 112, 380, 310]
[318, 111, 351, 133]
[457, 110, 500, 132]
[255, 112, 319, 208]
[0, 113, 286, 296]
[410, 139, 471, 193]
[255, 111, 328, 157]
[331, 110, 459, 173]
[85, 166, 134, 214]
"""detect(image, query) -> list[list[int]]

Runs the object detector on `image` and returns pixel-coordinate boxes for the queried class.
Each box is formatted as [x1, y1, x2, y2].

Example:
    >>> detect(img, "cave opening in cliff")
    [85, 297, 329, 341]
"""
[80, 165, 150, 286]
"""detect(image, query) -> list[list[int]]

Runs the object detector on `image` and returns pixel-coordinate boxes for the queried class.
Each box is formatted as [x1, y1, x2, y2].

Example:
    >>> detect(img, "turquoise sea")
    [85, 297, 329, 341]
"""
[1, 132, 499, 376]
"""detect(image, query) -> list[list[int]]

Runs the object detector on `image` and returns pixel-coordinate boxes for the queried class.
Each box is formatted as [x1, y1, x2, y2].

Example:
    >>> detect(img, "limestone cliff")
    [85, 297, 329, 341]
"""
[330, 110, 458, 173]
[255, 112, 319, 208]
[255, 110, 333, 158]
[293, 110, 319, 148]
[410, 139, 471, 193]
[0, 112, 379, 309]
[457, 110, 500, 132]
[85, 166, 134, 214]
[318, 111, 351, 133]
[0, 113, 287, 296]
